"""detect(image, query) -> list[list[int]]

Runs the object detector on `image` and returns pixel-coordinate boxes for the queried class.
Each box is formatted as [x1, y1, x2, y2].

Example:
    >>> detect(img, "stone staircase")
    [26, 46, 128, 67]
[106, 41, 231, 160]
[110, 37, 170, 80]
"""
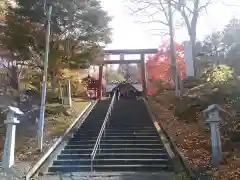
[48, 99, 111, 173]
[92, 99, 173, 172]
[47, 99, 173, 174]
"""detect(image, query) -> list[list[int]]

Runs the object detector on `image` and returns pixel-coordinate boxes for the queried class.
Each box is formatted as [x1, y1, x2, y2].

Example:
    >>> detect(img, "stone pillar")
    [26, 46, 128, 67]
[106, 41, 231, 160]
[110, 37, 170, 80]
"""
[140, 53, 147, 98]
[63, 79, 72, 107]
[203, 104, 225, 167]
[120, 54, 124, 61]
[184, 41, 194, 77]
[59, 83, 63, 104]
[97, 65, 103, 99]
[2, 106, 23, 169]
[67, 79, 72, 107]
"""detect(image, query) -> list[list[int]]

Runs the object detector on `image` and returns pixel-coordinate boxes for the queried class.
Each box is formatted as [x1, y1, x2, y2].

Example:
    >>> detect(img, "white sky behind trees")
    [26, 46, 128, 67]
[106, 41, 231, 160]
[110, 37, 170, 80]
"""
[101, 0, 240, 50]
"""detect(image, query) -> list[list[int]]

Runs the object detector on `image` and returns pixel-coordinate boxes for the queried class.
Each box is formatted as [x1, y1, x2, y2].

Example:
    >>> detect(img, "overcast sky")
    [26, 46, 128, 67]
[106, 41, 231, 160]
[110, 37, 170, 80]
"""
[101, 0, 240, 50]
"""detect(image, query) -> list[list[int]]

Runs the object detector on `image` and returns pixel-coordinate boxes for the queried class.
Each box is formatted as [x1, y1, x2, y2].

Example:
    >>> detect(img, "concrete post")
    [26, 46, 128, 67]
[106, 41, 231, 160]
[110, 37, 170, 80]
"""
[203, 104, 225, 167]
[63, 79, 72, 107]
[59, 83, 63, 105]
[118, 91, 120, 100]
[184, 41, 194, 77]
[67, 79, 72, 107]
[97, 65, 103, 99]
[2, 106, 23, 169]
[140, 53, 147, 98]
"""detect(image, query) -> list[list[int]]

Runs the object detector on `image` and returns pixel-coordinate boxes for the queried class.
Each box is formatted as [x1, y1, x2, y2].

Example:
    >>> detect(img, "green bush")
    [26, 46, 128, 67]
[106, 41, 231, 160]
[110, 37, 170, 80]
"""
[71, 81, 86, 97]
[201, 65, 233, 84]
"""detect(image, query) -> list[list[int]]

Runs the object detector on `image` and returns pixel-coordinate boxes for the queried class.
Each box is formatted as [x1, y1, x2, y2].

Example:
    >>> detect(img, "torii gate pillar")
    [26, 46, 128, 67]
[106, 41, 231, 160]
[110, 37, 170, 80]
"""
[97, 65, 103, 99]
[140, 54, 147, 98]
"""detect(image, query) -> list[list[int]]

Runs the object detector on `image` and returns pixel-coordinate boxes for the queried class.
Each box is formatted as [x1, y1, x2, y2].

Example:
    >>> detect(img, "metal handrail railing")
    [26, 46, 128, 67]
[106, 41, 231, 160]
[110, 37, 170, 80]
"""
[90, 92, 116, 172]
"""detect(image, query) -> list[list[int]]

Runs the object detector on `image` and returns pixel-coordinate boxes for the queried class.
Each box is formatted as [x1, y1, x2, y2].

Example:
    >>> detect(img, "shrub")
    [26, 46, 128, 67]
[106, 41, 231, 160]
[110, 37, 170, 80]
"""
[201, 65, 233, 84]
[60, 69, 87, 98]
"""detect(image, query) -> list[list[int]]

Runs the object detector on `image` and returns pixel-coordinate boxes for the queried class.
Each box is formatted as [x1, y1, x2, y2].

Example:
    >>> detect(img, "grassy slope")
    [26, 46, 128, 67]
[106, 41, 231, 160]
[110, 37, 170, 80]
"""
[14, 99, 89, 162]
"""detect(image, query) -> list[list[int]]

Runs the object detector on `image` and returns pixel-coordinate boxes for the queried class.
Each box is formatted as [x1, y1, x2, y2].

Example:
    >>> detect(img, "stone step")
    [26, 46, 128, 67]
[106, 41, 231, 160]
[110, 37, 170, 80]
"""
[68, 139, 161, 145]
[104, 132, 158, 136]
[64, 143, 164, 149]
[49, 164, 173, 173]
[62, 148, 167, 154]
[57, 153, 169, 160]
[53, 158, 170, 166]
[106, 127, 154, 130]
[71, 135, 160, 141]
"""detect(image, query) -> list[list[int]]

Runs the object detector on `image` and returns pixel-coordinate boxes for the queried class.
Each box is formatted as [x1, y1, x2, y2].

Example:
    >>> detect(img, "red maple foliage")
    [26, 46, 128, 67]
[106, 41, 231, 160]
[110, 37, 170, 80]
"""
[147, 41, 186, 95]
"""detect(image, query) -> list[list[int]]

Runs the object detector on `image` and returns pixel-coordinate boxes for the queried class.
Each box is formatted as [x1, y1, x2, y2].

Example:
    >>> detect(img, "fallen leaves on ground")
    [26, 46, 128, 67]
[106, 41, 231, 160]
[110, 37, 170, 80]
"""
[149, 96, 240, 180]
[15, 99, 89, 163]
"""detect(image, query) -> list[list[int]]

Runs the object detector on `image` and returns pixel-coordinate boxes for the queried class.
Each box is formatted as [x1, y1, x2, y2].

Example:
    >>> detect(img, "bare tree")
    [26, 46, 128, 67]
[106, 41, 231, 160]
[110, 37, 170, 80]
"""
[126, 0, 170, 36]
[126, 0, 215, 75]
[172, 0, 213, 75]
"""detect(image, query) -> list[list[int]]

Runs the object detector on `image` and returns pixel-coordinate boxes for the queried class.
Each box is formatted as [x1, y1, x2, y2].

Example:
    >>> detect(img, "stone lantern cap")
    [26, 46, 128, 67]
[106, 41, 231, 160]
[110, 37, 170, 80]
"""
[4, 106, 23, 124]
[203, 104, 226, 122]
[8, 106, 24, 115]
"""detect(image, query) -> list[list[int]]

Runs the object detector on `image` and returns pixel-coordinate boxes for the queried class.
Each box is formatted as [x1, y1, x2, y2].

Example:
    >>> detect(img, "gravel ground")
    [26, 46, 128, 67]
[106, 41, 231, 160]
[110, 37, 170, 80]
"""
[0, 162, 28, 180]
[37, 172, 174, 180]
[0, 167, 175, 180]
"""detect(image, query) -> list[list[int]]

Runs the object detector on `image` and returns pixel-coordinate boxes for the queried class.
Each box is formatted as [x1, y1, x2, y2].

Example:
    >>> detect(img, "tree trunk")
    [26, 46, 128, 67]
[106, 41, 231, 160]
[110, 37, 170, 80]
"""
[9, 67, 20, 107]
[189, 9, 199, 76]
[190, 31, 197, 76]
[51, 71, 58, 95]
[177, 71, 184, 95]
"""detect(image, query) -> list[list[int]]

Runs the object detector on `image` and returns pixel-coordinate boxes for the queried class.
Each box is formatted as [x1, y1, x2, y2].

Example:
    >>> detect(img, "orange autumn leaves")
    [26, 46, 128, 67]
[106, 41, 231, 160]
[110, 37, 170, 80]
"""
[147, 42, 186, 82]
[147, 42, 186, 95]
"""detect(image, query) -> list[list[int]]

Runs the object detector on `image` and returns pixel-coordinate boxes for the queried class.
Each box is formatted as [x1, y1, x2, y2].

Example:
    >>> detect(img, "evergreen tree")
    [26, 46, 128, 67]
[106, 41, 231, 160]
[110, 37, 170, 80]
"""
[0, 0, 112, 104]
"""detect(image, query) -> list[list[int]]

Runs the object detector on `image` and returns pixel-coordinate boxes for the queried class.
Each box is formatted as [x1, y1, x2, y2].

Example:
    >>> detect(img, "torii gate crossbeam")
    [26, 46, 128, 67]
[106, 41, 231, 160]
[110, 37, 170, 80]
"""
[97, 48, 158, 99]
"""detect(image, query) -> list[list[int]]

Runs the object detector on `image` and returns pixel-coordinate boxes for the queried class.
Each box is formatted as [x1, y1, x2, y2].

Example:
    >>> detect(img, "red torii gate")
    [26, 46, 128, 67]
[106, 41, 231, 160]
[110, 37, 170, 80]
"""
[97, 49, 158, 99]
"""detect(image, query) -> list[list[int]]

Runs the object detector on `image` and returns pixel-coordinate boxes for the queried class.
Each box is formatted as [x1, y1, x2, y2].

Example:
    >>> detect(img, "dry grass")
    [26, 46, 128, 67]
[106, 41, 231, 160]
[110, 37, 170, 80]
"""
[15, 99, 89, 162]
[45, 100, 89, 136]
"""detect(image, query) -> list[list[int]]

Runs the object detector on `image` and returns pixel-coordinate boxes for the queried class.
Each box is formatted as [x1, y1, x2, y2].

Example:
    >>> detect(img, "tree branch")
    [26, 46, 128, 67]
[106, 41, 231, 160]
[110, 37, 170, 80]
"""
[177, 6, 191, 34]
[197, 0, 214, 12]
[147, 28, 169, 36]
[171, 0, 193, 14]
[158, 0, 169, 22]
[127, 0, 169, 26]
[135, 19, 168, 26]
